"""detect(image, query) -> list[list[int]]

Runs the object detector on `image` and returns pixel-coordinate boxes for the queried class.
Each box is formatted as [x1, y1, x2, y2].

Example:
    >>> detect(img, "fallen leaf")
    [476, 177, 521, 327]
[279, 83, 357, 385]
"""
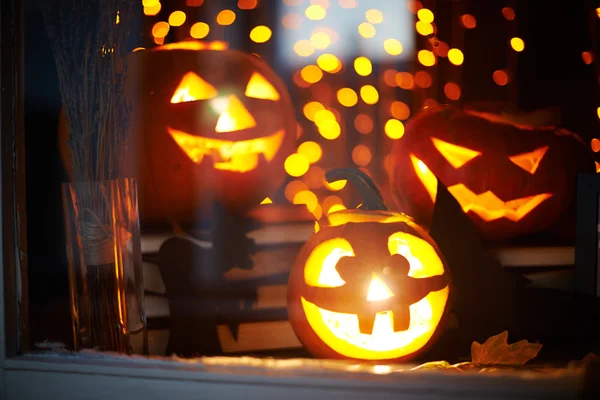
[471, 331, 542, 366]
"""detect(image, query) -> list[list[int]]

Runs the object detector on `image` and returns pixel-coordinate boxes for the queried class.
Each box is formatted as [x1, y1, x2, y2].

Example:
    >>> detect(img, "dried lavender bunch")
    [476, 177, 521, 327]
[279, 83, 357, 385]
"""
[43, 0, 134, 183]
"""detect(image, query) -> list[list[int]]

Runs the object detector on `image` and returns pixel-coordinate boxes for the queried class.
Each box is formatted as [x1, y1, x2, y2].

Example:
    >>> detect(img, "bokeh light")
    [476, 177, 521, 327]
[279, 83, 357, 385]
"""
[317, 120, 341, 140]
[186, 0, 204, 5]
[282, 13, 302, 30]
[418, 50, 436, 66]
[250, 25, 272, 43]
[358, 22, 376, 38]
[339, 0, 356, 8]
[306, 5, 327, 20]
[303, 101, 325, 121]
[366, 9, 384, 24]
[461, 14, 476, 29]
[417, 8, 434, 23]
[591, 138, 600, 152]
[285, 153, 310, 177]
[385, 119, 405, 139]
[444, 82, 461, 100]
[303, 166, 326, 189]
[298, 141, 323, 163]
[383, 69, 398, 87]
[169, 11, 186, 26]
[152, 22, 170, 38]
[337, 88, 358, 107]
[448, 48, 464, 65]
[360, 85, 379, 105]
[144, 2, 161, 16]
[510, 37, 525, 52]
[311, 31, 331, 49]
[317, 53, 342, 73]
[383, 39, 403, 56]
[301, 65, 323, 84]
[293, 190, 319, 212]
[352, 144, 372, 166]
[190, 22, 210, 39]
[294, 39, 315, 56]
[415, 21, 434, 36]
[217, 10, 236, 26]
[354, 56, 372, 76]
[285, 180, 308, 202]
[324, 179, 347, 191]
[354, 114, 374, 134]
[582, 51, 593, 65]
[493, 69, 510, 86]
[396, 72, 414, 89]
[238, 0, 258, 10]
[502, 7, 515, 20]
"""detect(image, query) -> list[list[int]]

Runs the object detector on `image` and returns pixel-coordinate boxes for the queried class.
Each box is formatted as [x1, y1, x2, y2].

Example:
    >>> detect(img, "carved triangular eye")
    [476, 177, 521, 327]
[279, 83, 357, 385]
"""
[171, 72, 218, 103]
[431, 138, 481, 169]
[509, 146, 549, 174]
[245, 72, 280, 101]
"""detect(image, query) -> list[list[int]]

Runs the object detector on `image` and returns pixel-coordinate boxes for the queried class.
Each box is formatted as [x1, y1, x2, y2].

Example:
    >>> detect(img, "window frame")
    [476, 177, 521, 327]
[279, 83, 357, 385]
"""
[0, 0, 590, 398]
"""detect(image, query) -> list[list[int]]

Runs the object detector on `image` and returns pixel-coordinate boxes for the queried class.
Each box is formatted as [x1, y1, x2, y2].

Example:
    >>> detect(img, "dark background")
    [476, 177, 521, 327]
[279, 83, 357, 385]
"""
[24, 0, 600, 347]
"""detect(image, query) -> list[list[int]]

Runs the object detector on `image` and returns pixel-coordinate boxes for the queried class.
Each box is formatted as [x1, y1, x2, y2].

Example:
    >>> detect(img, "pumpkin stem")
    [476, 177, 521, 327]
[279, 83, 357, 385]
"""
[325, 168, 389, 211]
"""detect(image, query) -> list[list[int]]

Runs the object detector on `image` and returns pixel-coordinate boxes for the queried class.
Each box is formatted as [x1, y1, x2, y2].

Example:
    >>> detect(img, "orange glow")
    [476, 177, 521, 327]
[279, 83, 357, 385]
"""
[582, 52, 593, 65]
[597, 107, 600, 119]
[339, 0, 356, 8]
[323, 195, 343, 211]
[366, 9, 384, 24]
[293, 190, 319, 212]
[302, 165, 325, 191]
[144, 3, 161, 16]
[285, 180, 308, 202]
[447, 48, 464, 65]
[303, 101, 325, 121]
[285, 153, 310, 177]
[410, 155, 437, 203]
[383, 69, 398, 87]
[306, 5, 327, 20]
[360, 85, 379, 105]
[337, 88, 358, 107]
[168, 128, 284, 172]
[212, 95, 257, 133]
[314, 109, 336, 125]
[385, 119, 405, 139]
[396, 72, 414, 89]
[132, 47, 146, 53]
[352, 144, 372, 166]
[354, 56, 372, 76]
[190, 22, 210, 39]
[407, 0, 423, 14]
[153, 41, 229, 51]
[383, 39, 403, 56]
[415, 21, 434, 36]
[510, 37, 525, 52]
[171, 72, 217, 103]
[434, 41, 449, 57]
[282, 13, 302, 30]
[152, 22, 170, 38]
[597, 8, 600, 18]
[294, 40, 315, 57]
[317, 120, 341, 140]
[390, 101, 410, 120]
[493, 70, 509, 86]
[355, 114, 373, 134]
[592, 139, 600, 153]
[238, 0, 258, 9]
[432, 138, 480, 168]
[317, 53, 342, 73]
[508, 146, 549, 174]
[300, 227, 449, 360]
[298, 141, 323, 163]
[250, 25, 272, 43]
[186, 0, 204, 5]
[448, 184, 552, 222]
[311, 31, 331, 49]
[143, 0, 159, 5]
[502, 7, 515, 21]
[414, 71, 432, 88]
[461, 14, 476, 29]
[596, 162, 600, 173]
[301, 65, 324, 84]
[293, 71, 310, 88]
[245, 72, 280, 100]
[417, 8, 434, 23]
[153, 36, 165, 45]
[169, 11, 186, 27]
[418, 50, 436, 67]
[444, 82, 461, 100]
[358, 23, 376, 38]
[261, 197, 273, 204]
[324, 180, 347, 191]
[217, 10, 236, 26]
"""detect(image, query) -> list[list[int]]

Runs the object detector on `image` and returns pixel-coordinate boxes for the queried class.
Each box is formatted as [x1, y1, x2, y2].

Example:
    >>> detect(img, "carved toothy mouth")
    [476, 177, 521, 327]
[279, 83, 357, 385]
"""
[167, 127, 284, 173]
[446, 184, 553, 222]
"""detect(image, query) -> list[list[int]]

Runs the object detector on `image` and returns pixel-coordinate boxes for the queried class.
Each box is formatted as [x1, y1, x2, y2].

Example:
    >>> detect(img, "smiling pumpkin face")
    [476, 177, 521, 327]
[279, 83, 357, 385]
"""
[389, 105, 594, 241]
[288, 210, 450, 362]
[128, 41, 296, 226]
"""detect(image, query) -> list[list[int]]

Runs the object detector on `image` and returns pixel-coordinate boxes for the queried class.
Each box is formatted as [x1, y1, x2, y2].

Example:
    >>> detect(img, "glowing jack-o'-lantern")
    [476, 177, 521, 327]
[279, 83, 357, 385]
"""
[288, 169, 450, 362]
[60, 41, 296, 226]
[389, 105, 594, 240]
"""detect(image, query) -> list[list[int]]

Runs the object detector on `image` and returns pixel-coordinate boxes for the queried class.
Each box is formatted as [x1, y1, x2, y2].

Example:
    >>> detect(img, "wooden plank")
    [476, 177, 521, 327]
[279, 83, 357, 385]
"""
[1, 0, 28, 358]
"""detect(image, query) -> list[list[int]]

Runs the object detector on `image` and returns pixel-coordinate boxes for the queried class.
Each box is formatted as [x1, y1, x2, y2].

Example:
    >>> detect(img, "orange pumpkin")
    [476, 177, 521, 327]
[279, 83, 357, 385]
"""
[60, 41, 296, 227]
[389, 105, 594, 241]
[288, 169, 450, 362]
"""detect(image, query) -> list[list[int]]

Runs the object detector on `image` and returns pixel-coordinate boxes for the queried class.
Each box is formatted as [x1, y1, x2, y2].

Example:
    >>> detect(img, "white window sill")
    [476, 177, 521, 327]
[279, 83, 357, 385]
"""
[2, 353, 587, 399]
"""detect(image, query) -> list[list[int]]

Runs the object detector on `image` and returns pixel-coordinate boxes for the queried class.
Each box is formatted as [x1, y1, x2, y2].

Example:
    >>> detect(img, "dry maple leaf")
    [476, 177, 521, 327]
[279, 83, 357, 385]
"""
[471, 331, 542, 366]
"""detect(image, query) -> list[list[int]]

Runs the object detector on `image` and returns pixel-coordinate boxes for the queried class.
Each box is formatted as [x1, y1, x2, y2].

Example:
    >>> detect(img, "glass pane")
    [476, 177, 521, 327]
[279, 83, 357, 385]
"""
[23, 0, 599, 363]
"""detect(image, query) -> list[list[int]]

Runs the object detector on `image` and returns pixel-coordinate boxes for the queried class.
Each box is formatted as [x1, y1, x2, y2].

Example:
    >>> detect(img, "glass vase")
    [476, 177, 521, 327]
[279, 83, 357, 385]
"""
[62, 178, 147, 354]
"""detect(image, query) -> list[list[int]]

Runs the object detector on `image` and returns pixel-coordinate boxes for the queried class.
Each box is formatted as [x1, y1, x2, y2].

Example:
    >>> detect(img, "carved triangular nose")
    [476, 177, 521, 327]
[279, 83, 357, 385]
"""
[366, 273, 394, 301]
[211, 95, 257, 133]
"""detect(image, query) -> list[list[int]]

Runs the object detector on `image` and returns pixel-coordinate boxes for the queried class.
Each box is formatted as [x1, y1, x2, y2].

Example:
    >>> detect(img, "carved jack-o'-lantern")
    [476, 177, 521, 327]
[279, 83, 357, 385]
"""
[59, 41, 296, 226]
[288, 170, 450, 362]
[389, 105, 594, 241]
